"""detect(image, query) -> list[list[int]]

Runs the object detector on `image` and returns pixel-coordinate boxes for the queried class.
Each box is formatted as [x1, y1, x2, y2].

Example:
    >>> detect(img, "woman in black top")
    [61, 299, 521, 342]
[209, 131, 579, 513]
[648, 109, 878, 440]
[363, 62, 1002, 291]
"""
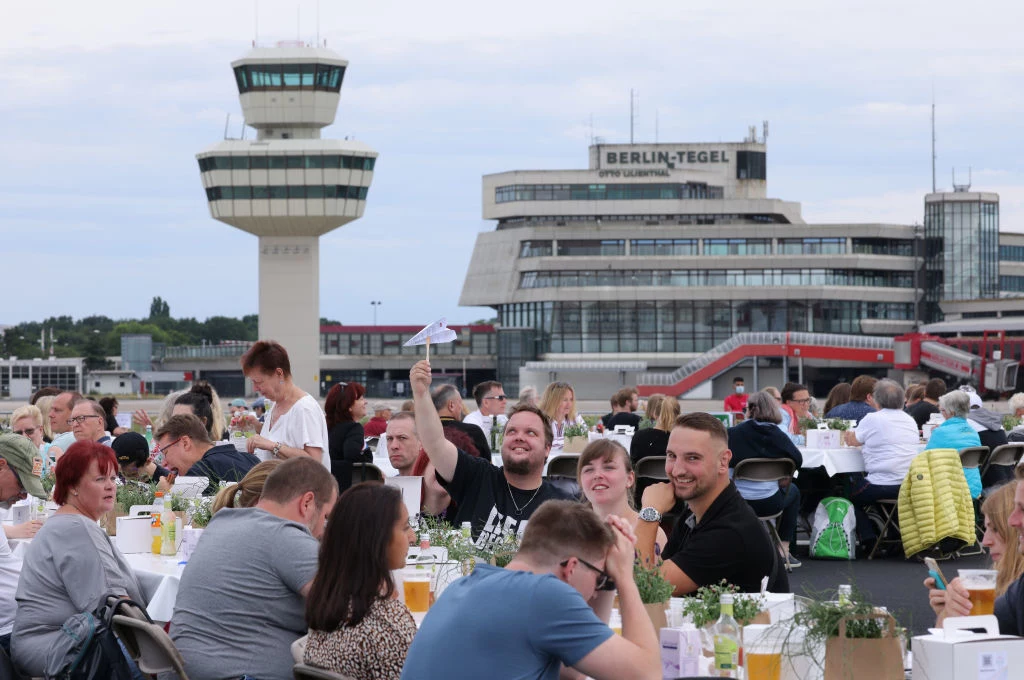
[325, 382, 370, 491]
[629, 396, 680, 465]
[727, 390, 804, 566]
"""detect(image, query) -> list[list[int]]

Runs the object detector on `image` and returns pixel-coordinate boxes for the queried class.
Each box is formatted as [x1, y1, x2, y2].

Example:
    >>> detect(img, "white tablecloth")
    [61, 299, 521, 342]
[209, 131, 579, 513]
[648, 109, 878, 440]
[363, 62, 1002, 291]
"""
[799, 446, 866, 476]
[121, 552, 186, 622]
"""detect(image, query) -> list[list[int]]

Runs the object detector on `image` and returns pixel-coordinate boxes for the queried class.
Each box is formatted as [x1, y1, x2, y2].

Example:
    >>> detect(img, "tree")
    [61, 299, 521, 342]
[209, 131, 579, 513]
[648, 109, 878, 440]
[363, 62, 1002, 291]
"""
[149, 296, 170, 319]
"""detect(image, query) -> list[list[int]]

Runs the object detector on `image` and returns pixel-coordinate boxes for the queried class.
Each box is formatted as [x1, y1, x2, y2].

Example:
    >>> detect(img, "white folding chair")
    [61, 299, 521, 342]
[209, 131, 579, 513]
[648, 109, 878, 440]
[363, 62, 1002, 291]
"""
[111, 615, 191, 679]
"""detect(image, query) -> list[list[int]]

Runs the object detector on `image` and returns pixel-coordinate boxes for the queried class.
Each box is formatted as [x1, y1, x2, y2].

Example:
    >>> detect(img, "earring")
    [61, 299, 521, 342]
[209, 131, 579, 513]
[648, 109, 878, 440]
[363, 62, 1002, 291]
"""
[73, 491, 79, 496]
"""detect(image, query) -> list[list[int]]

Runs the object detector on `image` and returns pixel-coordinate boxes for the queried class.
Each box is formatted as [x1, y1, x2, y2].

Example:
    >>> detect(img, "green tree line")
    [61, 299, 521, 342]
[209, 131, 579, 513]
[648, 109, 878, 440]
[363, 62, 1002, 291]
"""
[1, 297, 258, 370]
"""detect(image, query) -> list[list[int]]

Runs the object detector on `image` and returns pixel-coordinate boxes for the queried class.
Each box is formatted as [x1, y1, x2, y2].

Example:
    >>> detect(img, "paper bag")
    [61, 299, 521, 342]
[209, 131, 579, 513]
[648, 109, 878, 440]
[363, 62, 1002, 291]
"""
[824, 613, 903, 680]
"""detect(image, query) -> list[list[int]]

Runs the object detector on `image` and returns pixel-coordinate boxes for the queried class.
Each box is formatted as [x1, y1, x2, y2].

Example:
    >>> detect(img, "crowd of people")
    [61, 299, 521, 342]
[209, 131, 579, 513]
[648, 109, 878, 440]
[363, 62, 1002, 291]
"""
[6, 342, 1024, 678]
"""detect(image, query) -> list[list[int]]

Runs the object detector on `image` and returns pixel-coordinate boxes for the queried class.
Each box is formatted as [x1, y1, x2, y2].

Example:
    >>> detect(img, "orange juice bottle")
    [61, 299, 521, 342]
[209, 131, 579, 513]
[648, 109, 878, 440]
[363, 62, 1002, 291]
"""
[151, 492, 165, 554]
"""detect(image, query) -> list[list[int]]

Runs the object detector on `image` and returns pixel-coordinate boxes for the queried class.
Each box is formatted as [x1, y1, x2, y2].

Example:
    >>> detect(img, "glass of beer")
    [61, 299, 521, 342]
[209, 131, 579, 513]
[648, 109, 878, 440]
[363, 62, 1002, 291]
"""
[402, 568, 431, 614]
[958, 569, 998, 616]
[745, 626, 783, 680]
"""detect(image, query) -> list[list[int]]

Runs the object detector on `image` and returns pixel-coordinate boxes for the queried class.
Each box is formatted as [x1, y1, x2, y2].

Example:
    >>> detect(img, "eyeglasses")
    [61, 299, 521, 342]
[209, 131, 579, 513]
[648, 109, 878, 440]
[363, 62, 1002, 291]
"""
[561, 557, 616, 591]
[154, 438, 183, 456]
[67, 415, 102, 426]
[789, 398, 812, 405]
[484, 395, 507, 402]
[13, 427, 37, 437]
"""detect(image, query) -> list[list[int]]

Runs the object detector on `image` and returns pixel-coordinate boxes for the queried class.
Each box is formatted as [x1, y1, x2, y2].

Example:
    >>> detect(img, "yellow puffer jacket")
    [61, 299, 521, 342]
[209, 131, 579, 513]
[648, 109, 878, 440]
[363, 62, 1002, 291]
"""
[898, 448, 975, 557]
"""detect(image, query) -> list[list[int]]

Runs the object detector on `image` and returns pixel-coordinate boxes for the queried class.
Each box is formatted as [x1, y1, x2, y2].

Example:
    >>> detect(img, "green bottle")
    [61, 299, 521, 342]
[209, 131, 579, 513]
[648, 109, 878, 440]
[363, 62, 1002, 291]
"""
[713, 593, 741, 678]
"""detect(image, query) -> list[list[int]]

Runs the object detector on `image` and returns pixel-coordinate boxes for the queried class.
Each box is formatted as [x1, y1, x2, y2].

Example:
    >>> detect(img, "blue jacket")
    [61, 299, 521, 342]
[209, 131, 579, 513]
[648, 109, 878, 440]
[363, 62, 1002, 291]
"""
[824, 400, 876, 424]
[926, 417, 983, 498]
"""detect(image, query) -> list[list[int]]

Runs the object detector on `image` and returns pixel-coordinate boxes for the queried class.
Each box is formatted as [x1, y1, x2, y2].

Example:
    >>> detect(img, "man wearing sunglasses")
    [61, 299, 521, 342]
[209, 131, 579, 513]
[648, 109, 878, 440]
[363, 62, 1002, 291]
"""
[403, 500, 660, 680]
[0, 434, 47, 655]
[463, 380, 508, 445]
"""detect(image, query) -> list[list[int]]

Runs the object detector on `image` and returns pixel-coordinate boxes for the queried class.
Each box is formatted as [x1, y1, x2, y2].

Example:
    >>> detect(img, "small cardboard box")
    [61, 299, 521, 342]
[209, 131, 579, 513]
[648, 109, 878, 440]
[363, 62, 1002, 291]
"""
[660, 626, 701, 679]
[805, 428, 841, 449]
[913, 616, 1024, 680]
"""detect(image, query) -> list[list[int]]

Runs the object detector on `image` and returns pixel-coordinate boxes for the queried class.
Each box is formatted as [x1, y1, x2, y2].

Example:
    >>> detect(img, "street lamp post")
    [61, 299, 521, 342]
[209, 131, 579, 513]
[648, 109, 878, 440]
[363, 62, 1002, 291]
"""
[370, 300, 382, 325]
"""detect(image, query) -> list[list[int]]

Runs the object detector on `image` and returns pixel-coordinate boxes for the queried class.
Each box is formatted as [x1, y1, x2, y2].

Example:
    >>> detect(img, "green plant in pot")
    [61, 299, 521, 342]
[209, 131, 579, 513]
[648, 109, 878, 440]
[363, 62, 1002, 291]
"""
[635, 554, 674, 631]
[189, 497, 214, 529]
[681, 580, 765, 628]
[562, 422, 590, 453]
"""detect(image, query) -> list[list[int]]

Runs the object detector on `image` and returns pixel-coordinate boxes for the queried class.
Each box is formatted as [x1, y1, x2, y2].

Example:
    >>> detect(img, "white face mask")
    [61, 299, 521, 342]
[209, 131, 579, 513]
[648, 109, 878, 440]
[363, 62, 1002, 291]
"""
[735, 385, 745, 394]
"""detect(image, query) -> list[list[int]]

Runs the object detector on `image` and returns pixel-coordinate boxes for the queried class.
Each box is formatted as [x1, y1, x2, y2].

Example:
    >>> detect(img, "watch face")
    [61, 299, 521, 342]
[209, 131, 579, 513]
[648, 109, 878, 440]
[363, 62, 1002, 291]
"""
[640, 507, 660, 522]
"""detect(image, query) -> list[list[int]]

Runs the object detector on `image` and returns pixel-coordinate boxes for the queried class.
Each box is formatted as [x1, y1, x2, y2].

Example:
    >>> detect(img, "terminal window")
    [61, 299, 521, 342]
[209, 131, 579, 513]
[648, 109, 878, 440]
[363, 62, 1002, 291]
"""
[736, 151, 767, 180]
[234, 63, 345, 93]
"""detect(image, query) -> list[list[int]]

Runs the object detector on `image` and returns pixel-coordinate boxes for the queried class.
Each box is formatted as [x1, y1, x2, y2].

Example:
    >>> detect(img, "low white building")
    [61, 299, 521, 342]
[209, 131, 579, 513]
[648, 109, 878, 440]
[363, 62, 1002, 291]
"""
[0, 357, 84, 399]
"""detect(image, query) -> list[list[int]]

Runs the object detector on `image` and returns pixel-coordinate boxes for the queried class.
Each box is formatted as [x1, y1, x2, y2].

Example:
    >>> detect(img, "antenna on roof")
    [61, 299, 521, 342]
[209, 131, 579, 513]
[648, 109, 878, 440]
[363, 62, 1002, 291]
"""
[931, 91, 937, 193]
[952, 167, 972, 192]
[629, 89, 639, 144]
[655, 109, 659, 144]
[316, 0, 320, 46]
[224, 113, 231, 140]
[762, 120, 769, 144]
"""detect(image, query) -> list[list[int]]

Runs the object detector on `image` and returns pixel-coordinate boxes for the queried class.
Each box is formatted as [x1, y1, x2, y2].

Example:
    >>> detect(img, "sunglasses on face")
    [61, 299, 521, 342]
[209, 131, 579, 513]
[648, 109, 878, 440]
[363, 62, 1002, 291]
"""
[13, 427, 37, 437]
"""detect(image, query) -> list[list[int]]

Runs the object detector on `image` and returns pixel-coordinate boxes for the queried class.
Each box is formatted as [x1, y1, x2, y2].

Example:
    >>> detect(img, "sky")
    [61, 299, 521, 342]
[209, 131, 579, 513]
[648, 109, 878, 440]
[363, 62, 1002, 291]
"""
[2, 0, 1023, 328]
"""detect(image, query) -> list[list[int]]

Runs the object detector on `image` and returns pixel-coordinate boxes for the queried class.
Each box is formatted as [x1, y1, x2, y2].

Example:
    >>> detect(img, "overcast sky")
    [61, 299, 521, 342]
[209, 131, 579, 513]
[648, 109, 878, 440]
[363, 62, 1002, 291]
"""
[3, 0, 1022, 328]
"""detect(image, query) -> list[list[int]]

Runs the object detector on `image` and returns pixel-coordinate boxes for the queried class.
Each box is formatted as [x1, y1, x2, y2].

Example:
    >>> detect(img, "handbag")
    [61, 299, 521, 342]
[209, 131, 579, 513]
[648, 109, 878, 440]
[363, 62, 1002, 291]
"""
[44, 595, 146, 680]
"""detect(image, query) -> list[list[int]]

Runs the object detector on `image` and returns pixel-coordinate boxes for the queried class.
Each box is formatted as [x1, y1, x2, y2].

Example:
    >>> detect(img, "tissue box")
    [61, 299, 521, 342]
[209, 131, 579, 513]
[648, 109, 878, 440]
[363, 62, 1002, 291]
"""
[660, 627, 701, 679]
[805, 429, 841, 449]
[913, 630, 1024, 680]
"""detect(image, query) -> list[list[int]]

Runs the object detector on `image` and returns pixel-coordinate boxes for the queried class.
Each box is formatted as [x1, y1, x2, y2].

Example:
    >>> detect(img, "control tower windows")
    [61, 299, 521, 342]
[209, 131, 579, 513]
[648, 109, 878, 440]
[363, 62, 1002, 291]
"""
[198, 154, 376, 172]
[204, 185, 370, 201]
[234, 63, 346, 94]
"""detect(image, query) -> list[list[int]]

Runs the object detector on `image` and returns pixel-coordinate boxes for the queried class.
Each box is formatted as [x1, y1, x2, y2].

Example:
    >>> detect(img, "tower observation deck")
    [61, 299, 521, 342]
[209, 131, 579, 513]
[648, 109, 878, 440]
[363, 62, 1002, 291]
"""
[197, 43, 377, 395]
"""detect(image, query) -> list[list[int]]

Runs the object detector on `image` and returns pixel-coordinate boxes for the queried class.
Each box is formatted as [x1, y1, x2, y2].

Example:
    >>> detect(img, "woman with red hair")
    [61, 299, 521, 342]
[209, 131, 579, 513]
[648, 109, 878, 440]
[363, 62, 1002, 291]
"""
[325, 381, 370, 491]
[12, 442, 145, 677]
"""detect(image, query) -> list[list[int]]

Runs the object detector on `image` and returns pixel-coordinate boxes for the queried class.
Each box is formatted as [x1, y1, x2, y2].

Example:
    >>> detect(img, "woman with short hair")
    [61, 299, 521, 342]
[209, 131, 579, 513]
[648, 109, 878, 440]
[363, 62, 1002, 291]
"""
[242, 340, 330, 469]
[926, 390, 983, 498]
[727, 391, 804, 567]
[304, 483, 416, 680]
[12, 441, 145, 677]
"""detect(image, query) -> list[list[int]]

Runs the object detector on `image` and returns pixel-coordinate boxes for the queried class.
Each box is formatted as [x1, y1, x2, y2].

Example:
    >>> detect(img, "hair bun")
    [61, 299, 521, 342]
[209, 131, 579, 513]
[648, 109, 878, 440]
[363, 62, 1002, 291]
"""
[190, 380, 215, 403]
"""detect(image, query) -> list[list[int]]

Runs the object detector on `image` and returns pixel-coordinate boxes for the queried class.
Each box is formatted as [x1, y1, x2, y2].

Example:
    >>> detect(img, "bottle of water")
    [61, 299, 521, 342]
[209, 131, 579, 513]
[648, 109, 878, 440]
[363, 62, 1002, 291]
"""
[712, 593, 741, 678]
[838, 584, 853, 606]
[144, 425, 153, 446]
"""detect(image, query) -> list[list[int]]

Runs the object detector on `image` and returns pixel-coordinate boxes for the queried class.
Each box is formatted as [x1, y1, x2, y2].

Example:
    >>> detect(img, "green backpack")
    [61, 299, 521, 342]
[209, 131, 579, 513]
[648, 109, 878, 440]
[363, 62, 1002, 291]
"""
[810, 496, 856, 560]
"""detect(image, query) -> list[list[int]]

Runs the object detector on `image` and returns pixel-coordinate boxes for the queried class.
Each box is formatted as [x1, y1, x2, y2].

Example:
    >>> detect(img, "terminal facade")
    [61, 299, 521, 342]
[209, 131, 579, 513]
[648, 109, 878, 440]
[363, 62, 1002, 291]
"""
[461, 137, 1024, 396]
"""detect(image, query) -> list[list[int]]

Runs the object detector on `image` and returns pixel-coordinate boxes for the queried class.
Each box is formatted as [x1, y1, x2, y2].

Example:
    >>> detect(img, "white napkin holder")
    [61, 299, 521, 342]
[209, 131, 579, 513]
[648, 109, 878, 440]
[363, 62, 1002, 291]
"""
[805, 426, 841, 449]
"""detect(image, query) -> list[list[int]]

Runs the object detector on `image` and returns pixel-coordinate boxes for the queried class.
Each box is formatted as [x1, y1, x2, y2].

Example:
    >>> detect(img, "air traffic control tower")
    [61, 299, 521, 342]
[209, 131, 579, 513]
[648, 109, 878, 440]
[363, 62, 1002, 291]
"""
[197, 42, 377, 396]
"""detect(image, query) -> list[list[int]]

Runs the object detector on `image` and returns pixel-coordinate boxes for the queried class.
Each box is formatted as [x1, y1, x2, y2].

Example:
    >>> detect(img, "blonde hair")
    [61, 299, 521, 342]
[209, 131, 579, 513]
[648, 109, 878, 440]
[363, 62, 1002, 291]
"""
[539, 382, 577, 425]
[10, 405, 43, 429]
[576, 439, 636, 510]
[212, 460, 282, 514]
[655, 396, 681, 432]
[34, 396, 55, 440]
[644, 394, 665, 423]
[981, 481, 1024, 596]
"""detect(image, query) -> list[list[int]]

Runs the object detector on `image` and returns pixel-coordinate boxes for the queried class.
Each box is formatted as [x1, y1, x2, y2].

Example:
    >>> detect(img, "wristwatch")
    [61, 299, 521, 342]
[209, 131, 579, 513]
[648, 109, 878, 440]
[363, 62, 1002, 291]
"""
[638, 507, 662, 523]
[271, 442, 283, 458]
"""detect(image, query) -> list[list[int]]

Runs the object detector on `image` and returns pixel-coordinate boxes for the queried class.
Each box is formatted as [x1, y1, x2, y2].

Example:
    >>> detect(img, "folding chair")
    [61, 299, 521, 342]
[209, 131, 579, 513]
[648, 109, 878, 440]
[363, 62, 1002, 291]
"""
[634, 456, 668, 481]
[981, 443, 1024, 479]
[350, 463, 385, 483]
[293, 663, 357, 680]
[111, 615, 190, 679]
[545, 454, 580, 479]
[733, 458, 797, 571]
[959, 446, 991, 556]
[866, 499, 901, 560]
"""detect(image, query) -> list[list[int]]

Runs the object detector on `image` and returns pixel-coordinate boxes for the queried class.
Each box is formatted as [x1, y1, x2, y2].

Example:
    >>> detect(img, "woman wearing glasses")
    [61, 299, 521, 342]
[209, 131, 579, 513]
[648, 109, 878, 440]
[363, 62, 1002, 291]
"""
[539, 382, 587, 452]
[241, 341, 331, 469]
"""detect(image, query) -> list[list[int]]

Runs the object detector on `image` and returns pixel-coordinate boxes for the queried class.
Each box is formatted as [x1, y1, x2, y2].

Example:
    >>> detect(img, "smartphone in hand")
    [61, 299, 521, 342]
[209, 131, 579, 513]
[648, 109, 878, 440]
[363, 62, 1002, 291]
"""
[924, 557, 947, 591]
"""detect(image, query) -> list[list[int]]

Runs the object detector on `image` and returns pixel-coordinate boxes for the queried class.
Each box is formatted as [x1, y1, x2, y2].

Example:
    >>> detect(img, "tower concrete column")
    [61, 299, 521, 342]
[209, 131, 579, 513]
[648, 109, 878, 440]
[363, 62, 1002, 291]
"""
[258, 236, 320, 395]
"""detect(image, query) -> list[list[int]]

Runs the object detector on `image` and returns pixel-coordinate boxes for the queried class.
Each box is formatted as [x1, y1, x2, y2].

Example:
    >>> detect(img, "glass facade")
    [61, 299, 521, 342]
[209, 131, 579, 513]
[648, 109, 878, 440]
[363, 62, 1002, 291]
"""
[519, 268, 914, 289]
[924, 197, 999, 306]
[630, 239, 698, 256]
[233, 63, 345, 93]
[198, 155, 375, 172]
[497, 214, 786, 229]
[519, 240, 553, 258]
[703, 238, 771, 255]
[1001, 275, 1024, 293]
[494, 182, 724, 203]
[204, 185, 369, 201]
[499, 299, 913, 354]
[1000, 245, 1024, 262]
[320, 328, 495, 356]
[778, 238, 846, 255]
[557, 239, 625, 256]
[852, 238, 914, 256]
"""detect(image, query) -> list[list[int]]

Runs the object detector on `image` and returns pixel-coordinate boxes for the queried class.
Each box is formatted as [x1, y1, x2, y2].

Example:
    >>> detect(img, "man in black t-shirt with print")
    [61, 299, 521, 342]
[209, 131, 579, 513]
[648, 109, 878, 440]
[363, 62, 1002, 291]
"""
[636, 412, 788, 595]
[411, 360, 573, 551]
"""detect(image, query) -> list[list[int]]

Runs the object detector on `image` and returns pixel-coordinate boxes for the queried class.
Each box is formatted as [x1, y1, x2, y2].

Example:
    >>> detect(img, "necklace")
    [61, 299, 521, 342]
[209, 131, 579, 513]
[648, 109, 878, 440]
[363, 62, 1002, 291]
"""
[505, 477, 542, 516]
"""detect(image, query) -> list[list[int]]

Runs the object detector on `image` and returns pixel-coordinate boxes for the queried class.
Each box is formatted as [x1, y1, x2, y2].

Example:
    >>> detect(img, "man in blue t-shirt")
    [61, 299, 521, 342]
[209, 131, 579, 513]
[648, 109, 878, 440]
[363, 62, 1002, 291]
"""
[401, 500, 660, 680]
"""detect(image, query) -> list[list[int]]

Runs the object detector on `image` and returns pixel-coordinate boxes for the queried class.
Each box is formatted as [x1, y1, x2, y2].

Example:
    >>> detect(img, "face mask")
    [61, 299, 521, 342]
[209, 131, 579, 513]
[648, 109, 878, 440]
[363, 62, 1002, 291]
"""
[735, 385, 745, 394]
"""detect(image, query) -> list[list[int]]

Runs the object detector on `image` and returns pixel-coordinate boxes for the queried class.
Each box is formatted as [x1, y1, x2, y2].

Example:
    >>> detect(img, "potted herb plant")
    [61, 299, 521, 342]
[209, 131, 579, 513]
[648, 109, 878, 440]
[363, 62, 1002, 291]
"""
[562, 423, 590, 453]
[634, 556, 675, 631]
[681, 580, 767, 629]
[189, 497, 214, 529]
[104, 482, 156, 536]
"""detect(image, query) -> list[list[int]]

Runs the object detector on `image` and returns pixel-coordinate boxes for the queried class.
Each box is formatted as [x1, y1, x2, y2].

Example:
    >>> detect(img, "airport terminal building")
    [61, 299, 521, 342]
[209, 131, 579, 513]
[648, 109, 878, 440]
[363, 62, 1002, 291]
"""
[460, 138, 1024, 396]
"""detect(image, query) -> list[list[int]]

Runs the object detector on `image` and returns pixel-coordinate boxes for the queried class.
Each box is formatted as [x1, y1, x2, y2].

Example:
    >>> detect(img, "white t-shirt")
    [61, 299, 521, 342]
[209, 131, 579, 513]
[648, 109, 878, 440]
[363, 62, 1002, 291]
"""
[854, 408, 921, 486]
[0, 529, 22, 635]
[463, 410, 507, 444]
[257, 394, 331, 470]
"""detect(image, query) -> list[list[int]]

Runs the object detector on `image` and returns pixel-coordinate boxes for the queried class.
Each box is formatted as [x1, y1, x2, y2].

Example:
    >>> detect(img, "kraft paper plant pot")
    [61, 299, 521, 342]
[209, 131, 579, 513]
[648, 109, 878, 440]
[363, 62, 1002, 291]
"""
[644, 601, 669, 632]
[102, 508, 128, 536]
[824, 613, 903, 680]
[563, 436, 588, 453]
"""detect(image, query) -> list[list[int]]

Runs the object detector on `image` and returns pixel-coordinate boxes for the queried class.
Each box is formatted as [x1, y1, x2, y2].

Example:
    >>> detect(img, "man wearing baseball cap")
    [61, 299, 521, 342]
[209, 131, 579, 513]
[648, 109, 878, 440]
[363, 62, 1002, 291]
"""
[229, 398, 248, 418]
[0, 433, 46, 508]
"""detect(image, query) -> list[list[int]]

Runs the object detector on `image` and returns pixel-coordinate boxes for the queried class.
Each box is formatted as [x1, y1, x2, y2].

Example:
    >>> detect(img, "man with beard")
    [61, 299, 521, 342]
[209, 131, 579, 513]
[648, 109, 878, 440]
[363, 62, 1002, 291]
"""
[636, 412, 788, 594]
[411, 360, 573, 550]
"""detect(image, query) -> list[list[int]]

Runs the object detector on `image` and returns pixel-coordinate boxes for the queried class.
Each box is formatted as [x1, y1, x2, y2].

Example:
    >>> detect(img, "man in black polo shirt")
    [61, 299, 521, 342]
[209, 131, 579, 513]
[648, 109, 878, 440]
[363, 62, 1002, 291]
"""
[412, 360, 572, 550]
[636, 412, 788, 594]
